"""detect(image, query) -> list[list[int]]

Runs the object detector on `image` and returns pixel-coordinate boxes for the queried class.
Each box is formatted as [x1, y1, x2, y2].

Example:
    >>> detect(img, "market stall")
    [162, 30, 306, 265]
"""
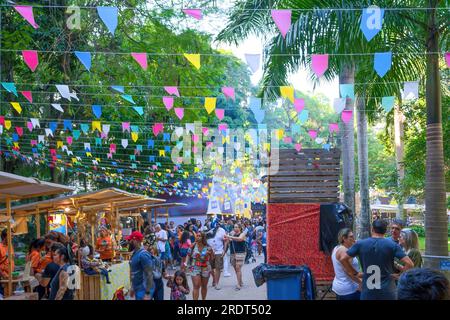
[0, 171, 74, 298]
[0, 187, 165, 300]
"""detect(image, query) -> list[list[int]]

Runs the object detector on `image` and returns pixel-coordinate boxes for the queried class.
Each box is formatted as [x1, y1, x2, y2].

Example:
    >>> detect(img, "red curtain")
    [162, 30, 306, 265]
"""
[267, 203, 334, 281]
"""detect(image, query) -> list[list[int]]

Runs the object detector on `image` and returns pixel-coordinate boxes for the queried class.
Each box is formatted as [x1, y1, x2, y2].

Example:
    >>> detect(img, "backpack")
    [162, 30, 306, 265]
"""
[149, 254, 163, 280]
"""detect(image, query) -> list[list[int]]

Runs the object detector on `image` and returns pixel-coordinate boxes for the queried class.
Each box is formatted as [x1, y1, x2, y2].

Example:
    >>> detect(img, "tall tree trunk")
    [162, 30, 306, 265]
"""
[424, 0, 447, 269]
[394, 103, 406, 220]
[339, 63, 356, 221]
[356, 96, 371, 239]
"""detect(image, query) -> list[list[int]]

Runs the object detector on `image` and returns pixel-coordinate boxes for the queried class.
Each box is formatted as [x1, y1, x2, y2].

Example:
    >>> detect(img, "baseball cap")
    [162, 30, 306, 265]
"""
[125, 231, 144, 242]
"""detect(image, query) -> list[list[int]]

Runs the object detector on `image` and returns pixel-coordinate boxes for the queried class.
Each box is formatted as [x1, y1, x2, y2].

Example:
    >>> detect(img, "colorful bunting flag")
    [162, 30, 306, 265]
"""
[92, 105, 102, 118]
[131, 52, 148, 70]
[374, 52, 392, 77]
[184, 54, 201, 69]
[329, 123, 339, 133]
[2, 82, 18, 96]
[311, 54, 328, 78]
[341, 110, 353, 124]
[75, 51, 92, 71]
[294, 98, 305, 112]
[340, 84, 355, 99]
[163, 96, 174, 110]
[244, 54, 260, 73]
[10, 102, 22, 114]
[333, 98, 346, 114]
[97, 6, 118, 35]
[360, 6, 384, 42]
[164, 86, 180, 97]
[21, 91, 32, 103]
[215, 109, 225, 120]
[381, 96, 395, 113]
[271, 9, 291, 38]
[14, 6, 39, 29]
[204, 97, 216, 114]
[175, 108, 184, 120]
[280, 86, 294, 103]
[222, 87, 235, 101]
[51, 103, 64, 113]
[182, 9, 202, 20]
[22, 50, 39, 72]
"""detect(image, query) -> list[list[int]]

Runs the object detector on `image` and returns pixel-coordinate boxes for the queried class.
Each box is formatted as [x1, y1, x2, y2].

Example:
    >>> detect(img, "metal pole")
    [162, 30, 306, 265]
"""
[6, 197, 13, 296]
[35, 207, 40, 238]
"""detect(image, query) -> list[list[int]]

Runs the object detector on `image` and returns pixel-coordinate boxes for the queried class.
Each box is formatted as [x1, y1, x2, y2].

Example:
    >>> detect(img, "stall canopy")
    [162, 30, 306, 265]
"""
[0, 171, 74, 202]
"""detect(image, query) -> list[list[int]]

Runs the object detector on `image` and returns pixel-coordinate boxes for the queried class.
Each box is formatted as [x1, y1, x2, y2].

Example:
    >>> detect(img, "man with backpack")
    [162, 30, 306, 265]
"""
[127, 231, 154, 300]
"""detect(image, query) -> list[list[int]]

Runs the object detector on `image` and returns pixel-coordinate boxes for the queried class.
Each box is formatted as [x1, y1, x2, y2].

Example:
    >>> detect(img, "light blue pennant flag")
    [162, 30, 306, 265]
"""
[121, 94, 135, 104]
[97, 6, 118, 35]
[73, 130, 81, 140]
[382, 96, 395, 113]
[92, 105, 102, 118]
[80, 123, 89, 134]
[131, 125, 139, 132]
[95, 137, 102, 146]
[74, 51, 92, 71]
[111, 86, 124, 93]
[133, 106, 144, 116]
[1, 82, 18, 97]
[298, 110, 309, 123]
[374, 52, 392, 77]
[340, 84, 355, 99]
[360, 7, 385, 42]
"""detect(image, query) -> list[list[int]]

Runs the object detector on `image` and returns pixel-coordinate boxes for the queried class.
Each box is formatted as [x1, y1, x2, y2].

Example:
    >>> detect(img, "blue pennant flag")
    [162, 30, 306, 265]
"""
[131, 125, 139, 132]
[374, 52, 392, 77]
[1, 82, 18, 97]
[73, 130, 81, 140]
[49, 122, 58, 133]
[63, 119, 72, 131]
[148, 140, 154, 148]
[92, 105, 102, 118]
[111, 85, 124, 93]
[291, 124, 301, 135]
[253, 109, 265, 123]
[163, 133, 170, 142]
[133, 106, 144, 116]
[121, 94, 135, 104]
[74, 51, 92, 71]
[149, 156, 155, 162]
[340, 84, 355, 99]
[298, 110, 309, 123]
[249, 97, 262, 113]
[382, 96, 395, 113]
[12, 133, 19, 142]
[165, 146, 171, 153]
[80, 123, 89, 134]
[32, 148, 37, 153]
[97, 6, 118, 35]
[360, 7, 385, 42]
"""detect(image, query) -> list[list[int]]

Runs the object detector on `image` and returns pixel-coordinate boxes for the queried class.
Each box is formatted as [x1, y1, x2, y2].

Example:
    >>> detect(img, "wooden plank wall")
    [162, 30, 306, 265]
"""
[269, 148, 341, 203]
[76, 272, 101, 300]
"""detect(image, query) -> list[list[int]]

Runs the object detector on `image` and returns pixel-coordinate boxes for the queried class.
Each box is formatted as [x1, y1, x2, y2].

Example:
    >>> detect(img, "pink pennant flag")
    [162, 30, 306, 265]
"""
[446, 52, 450, 68]
[50, 149, 57, 156]
[31, 140, 37, 146]
[271, 9, 292, 39]
[294, 98, 305, 112]
[192, 135, 199, 143]
[311, 54, 328, 78]
[110, 144, 117, 153]
[341, 110, 353, 124]
[14, 6, 39, 29]
[153, 123, 164, 136]
[101, 132, 108, 139]
[283, 136, 292, 143]
[206, 141, 213, 149]
[329, 123, 339, 133]
[26, 122, 33, 132]
[152, 165, 158, 170]
[16, 127, 23, 137]
[22, 50, 39, 72]
[222, 87, 235, 101]
[66, 136, 73, 145]
[202, 127, 209, 136]
[294, 143, 302, 152]
[308, 130, 318, 140]
[0, 117, 4, 126]
[164, 86, 180, 97]
[163, 96, 174, 110]
[107, 153, 113, 159]
[215, 109, 225, 120]
[193, 146, 198, 153]
[218, 123, 228, 131]
[21, 91, 33, 103]
[182, 9, 202, 20]
[175, 108, 184, 120]
[131, 52, 148, 70]
[122, 122, 130, 133]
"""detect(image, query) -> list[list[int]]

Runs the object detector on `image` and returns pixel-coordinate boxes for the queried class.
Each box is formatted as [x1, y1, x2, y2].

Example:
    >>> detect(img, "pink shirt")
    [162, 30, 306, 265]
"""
[180, 239, 191, 249]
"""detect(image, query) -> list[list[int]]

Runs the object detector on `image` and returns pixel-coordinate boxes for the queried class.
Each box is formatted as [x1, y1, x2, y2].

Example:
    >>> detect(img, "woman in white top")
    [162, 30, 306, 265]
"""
[331, 228, 362, 300]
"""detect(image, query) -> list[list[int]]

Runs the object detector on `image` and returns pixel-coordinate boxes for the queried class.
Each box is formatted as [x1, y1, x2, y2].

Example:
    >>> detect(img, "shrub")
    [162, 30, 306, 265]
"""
[409, 224, 450, 237]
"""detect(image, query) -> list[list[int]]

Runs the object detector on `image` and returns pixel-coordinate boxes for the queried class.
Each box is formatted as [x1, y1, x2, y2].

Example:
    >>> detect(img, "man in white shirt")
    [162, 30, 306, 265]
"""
[154, 224, 168, 267]
[206, 223, 227, 290]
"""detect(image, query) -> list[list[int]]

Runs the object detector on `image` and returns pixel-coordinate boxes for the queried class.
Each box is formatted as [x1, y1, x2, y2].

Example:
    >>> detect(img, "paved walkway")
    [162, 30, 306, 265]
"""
[163, 254, 267, 300]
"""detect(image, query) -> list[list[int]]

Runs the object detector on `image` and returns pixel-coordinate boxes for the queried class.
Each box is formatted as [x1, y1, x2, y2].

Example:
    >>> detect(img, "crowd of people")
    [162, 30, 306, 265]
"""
[331, 218, 449, 300]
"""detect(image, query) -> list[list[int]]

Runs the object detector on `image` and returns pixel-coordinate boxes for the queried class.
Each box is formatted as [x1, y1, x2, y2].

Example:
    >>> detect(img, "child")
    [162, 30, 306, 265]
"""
[166, 270, 190, 300]
[80, 245, 111, 284]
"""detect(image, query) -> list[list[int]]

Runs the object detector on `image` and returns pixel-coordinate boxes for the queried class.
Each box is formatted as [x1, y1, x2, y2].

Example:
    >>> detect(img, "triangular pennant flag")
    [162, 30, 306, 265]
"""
[294, 98, 305, 112]
[22, 50, 39, 72]
[73, 130, 81, 140]
[131, 125, 139, 133]
[1, 82, 18, 97]
[111, 85, 124, 93]
[382, 96, 395, 113]
[271, 9, 292, 38]
[280, 86, 294, 103]
[27, 122, 33, 132]
[360, 6, 384, 42]
[374, 52, 392, 77]
[311, 54, 328, 78]
[298, 110, 309, 123]
[97, 6, 118, 35]
[215, 109, 225, 120]
[131, 52, 148, 70]
[74, 51, 91, 71]
[153, 123, 164, 136]
[66, 136, 73, 145]
[183, 54, 201, 69]
[63, 119, 72, 131]
[253, 109, 265, 123]
[244, 54, 260, 73]
[49, 122, 58, 133]
[295, 143, 302, 152]
[56, 85, 79, 101]
[340, 84, 355, 99]
[329, 123, 339, 133]
[14, 6, 39, 29]
[402, 81, 419, 101]
[341, 110, 353, 124]
[163, 96, 174, 110]
[121, 139, 128, 149]
[446, 52, 450, 68]
[182, 9, 202, 20]
[10, 102, 22, 114]
[122, 122, 130, 133]
[204, 97, 216, 114]
[121, 94, 135, 104]
[131, 132, 139, 142]
[51, 103, 64, 113]
[333, 98, 346, 114]
[15, 127, 23, 137]
[222, 87, 235, 101]
[30, 118, 40, 128]
[92, 121, 102, 132]
[249, 97, 261, 113]
[92, 105, 102, 118]
[133, 106, 144, 116]
[21, 91, 32, 103]
[102, 124, 110, 135]
[175, 108, 184, 120]
[164, 86, 180, 97]
[308, 130, 318, 140]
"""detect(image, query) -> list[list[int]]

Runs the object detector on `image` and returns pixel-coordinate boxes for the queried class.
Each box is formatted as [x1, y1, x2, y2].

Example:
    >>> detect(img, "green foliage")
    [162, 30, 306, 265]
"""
[409, 224, 425, 237]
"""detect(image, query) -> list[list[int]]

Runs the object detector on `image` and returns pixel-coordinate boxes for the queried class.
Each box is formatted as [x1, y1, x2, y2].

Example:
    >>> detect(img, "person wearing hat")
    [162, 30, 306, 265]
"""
[127, 231, 154, 300]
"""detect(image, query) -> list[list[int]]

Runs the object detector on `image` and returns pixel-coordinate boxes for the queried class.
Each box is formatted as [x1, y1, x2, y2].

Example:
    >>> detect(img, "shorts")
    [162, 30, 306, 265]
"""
[213, 254, 223, 270]
[180, 248, 189, 258]
[231, 253, 245, 268]
[190, 265, 210, 278]
[160, 251, 170, 261]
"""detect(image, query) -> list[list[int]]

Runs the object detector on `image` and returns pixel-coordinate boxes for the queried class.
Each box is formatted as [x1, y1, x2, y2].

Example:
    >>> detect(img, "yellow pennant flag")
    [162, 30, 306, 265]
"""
[184, 53, 201, 69]
[57, 141, 63, 149]
[10, 102, 22, 114]
[194, 167, 200, 173]
[4, 120, 11, 130]
[13, 142, 19, 148]
[280, 86, 294, 103]
[131, 132, 139, 142]
[204, 97, 216, 114]
[92, 121, 102, 132]
[159, 149, 165, 157]
[264, 142, 271, 151]
[157, 172, 162, 177]
[276, 129, 284, 140]
[95, 158, 101, 162]
[86, 152, 92, 157]
[72, 158, 77, 164]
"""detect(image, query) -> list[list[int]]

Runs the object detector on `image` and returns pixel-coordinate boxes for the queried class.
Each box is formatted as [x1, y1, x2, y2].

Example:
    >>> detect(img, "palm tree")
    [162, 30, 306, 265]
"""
[216, 0, 430, 239]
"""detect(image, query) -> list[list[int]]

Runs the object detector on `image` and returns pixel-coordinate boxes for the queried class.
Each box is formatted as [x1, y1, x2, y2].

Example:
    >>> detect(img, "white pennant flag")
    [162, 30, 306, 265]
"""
[51, 103, 64, 113]
[0, 126, 3, 135]
[30, 118, 40, 128]
[121, 139, 128, 149]
[185, 123, 195, 134]
[45, 128, 53, 137]
[61, 145, 68, 152]
[38, 135, 45, 143]
[244, 53, 261, 73]
[93, 160, 98, 165]
[402, 81, 419, 101]
[84, 143, 91, 150]
[67, 150, 73, 156]
[333, 98, 346, 114]
[76, 156, 82, 161]
[56, 85, 79, 102]
[175, 127, 184, 137]
[102, 124, 110, 135]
